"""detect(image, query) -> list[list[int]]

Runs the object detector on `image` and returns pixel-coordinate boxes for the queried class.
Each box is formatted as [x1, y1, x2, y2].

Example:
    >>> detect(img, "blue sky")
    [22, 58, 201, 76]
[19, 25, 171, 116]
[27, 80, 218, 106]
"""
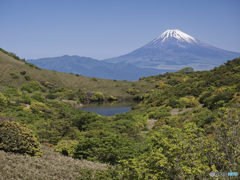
[1, 0, 239, 60]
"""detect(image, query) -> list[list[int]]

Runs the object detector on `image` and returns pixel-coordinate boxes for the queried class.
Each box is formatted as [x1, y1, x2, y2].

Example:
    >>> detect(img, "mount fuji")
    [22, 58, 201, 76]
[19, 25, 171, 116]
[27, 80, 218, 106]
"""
[103, 29, 240, 71]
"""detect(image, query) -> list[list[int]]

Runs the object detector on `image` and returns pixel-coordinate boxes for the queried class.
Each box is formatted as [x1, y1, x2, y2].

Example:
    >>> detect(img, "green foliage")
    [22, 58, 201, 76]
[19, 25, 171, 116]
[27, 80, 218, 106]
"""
[10, 72, 19, 79]
[31, 93, 46, 103]
[127, 89, 140, 95]
[131, 83, 137, 87]
[177, 67, 194, 73]
[24, 75, 31, 81]
[0, 120, 42, 157]
[74, 132, 140, 165]
[186, 99, 199, 107]
[148, 107, 171, 119]
[133, 94, 144, 100]
[21, 84, 33, 93]
[4, 86, 21, 97]
[145, 89, 154, 93]
[107, 95, 117, 100]
[21, 81, 41, 93]
[91, 92, 104, 101]
[17, 94, 32, 104]
[45, 93, 59, 99]
[141, 127, 149, 131]
[29, 81, 42, 91]
[0, 92, 7, 107]
[49, 87, 66, 93]
[30, 101, 49, 111]
[118, 123, 213, 179]
[20, 71, 26, 75]
[54, 140, 78, 157]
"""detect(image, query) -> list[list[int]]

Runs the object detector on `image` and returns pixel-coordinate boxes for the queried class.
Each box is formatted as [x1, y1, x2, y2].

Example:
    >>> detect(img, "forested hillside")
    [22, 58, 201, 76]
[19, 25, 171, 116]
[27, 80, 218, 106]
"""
[0, 49, 239, 179]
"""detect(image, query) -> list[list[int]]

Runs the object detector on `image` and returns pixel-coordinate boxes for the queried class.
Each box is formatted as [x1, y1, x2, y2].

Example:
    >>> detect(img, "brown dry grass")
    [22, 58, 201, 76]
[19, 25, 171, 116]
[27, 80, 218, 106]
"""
[170, 104, 204, 116]
[0, 51, 159, 99]
[0, 144, 107, 180]
[141, 119, 157, 133]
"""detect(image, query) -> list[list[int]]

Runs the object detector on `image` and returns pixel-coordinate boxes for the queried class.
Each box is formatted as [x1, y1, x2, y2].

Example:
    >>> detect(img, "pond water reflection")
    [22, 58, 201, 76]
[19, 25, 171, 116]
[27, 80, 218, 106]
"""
[76, 100, 141, 116]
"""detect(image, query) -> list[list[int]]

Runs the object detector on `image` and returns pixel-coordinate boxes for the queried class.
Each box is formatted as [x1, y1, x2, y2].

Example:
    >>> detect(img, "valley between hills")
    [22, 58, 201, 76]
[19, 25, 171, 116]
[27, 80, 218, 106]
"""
[0, 47, 240, 179]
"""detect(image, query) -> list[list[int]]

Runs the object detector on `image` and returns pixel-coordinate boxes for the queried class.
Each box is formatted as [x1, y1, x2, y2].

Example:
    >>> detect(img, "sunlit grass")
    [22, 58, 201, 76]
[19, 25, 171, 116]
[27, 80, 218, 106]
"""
[0, 51, 159, 100]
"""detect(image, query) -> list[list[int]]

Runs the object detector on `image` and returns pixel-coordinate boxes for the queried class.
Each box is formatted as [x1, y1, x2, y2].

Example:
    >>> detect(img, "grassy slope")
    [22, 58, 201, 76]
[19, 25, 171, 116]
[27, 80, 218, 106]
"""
[0, 144, 107, 180]
[0, 51, 159, 99]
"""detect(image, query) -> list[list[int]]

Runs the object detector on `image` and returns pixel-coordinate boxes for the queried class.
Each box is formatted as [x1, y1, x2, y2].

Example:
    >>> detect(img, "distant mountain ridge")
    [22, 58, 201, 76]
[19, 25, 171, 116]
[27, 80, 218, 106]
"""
[103, 29, 240, 71]
[27, 55, 173, 81]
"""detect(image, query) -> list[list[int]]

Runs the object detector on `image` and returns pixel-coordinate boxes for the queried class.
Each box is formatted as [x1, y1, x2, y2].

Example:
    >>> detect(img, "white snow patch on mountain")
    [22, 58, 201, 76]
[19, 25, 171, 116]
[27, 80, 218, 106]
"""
[151, 29, 198, 44]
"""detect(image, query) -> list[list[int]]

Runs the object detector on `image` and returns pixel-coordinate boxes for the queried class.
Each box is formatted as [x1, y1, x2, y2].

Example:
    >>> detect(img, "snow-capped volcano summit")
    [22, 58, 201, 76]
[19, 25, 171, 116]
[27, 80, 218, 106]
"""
[104, 29, 240, 71]
[150, 29, 198, 44]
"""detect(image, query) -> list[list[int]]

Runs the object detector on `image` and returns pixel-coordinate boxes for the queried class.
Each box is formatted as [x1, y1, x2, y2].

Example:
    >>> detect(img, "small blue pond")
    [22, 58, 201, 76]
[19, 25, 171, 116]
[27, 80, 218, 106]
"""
[76, 100, 141, 116]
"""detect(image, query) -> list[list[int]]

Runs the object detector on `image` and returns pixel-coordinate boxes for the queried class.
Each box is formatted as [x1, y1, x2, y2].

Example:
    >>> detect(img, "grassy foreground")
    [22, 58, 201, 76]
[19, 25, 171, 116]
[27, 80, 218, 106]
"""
[0, 144, 107, 180]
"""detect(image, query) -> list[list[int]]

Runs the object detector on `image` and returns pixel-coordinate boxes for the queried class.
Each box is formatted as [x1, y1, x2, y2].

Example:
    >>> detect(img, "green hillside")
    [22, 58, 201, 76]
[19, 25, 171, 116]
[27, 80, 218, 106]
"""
[0, 49, 158, 100]
[0, 48, 239, 179]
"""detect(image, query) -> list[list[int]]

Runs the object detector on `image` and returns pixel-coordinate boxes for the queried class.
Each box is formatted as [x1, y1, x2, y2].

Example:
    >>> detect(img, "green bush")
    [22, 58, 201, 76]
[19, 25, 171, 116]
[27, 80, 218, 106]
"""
[107, 95, 117, 100]
[0, 92, 7, 107]
[141, 127, 149, 131]
[21, 81, 41, 93]
[186, 100, 199, 108]
[4, 86, 21, 97]
[41, 87, 47, 93]
[29, 81, 41, 91]
[49, 87, 66, 93]
[74, 133, 140, 164]
[21, 84, 33, 93]
[133, 95, 144, 100]
[0, 120, 42, 157]
[148, 108, 171, 119]
[145, 89, 154, 93]
[31, 93, 46, 103]
[10, 72, 19, 79]
[127, 89, 140, 95]
[24, 75, 31, 81]
[92, 92, 104, 101]
[17, 94, 32, 104]
[20, 71, 26, 75]
[54, 140, 78, 157]
[45, 93, 58, 99]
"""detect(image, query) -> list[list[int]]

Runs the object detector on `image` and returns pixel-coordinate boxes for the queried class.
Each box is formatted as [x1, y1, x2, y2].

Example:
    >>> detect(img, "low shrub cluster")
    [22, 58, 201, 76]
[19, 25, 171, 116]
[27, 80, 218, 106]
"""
[21, 81, 42, 93]
[90, 92, 105, 101]
[20, 70, 26, 75]
[127, 89, 140, 95]
[0, 120, 42, 157]
[40, 80, 59, 89]
[10, 72, 19, 79]
[25, 75, 31, 81]
[107, 95, 117, 100]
